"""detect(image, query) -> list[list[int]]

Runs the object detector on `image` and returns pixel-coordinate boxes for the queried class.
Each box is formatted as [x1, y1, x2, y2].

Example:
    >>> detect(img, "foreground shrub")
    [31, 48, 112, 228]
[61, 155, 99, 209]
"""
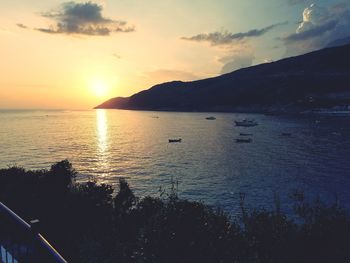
[1, 161, 350, 262]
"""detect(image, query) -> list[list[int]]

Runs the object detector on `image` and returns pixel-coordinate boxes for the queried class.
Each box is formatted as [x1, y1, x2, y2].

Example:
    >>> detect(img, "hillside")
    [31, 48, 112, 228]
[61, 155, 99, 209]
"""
[95, 44, 350, 113]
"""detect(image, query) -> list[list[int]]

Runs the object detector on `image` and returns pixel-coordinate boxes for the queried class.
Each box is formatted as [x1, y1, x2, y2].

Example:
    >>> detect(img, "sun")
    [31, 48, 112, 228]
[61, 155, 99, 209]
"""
[91, 79, 109, 97]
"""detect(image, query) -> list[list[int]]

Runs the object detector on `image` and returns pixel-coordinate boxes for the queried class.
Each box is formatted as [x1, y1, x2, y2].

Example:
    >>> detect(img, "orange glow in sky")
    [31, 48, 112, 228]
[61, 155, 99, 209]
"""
[1, 0, 343, 109]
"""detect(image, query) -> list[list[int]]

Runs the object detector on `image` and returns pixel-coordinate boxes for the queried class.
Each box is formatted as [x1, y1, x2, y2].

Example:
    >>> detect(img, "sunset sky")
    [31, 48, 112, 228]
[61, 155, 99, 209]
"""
[0, 0, 349, 109]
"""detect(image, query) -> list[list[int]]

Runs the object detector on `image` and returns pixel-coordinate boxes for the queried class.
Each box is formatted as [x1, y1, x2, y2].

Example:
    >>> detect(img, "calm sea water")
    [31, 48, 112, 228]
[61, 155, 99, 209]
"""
[1, 109, 350, 214]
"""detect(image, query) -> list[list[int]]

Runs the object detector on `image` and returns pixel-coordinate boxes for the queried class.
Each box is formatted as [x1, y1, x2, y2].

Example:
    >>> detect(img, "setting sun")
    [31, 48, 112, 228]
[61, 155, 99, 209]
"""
[91, 79, 110, 97]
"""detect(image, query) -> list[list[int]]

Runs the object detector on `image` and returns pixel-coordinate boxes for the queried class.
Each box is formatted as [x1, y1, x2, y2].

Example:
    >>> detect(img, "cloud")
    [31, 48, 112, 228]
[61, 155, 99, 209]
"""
[283, 3, 350, 56]
[16, 23, 28, 29]
[181, 22, 287, 46]
[297, 3, 329, 32]
[37, 1, 134, 36]
[219, 52, 254, 74]
[285, 19, 338, 42]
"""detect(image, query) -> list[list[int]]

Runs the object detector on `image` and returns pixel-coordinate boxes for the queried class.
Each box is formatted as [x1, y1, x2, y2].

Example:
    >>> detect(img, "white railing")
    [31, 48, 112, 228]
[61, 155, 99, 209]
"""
[0, 202, 67, 263]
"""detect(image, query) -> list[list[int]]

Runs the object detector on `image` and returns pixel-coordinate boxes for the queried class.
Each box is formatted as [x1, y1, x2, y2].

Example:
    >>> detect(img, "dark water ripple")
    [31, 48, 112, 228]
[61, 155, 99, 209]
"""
[0, 109, 350, 215]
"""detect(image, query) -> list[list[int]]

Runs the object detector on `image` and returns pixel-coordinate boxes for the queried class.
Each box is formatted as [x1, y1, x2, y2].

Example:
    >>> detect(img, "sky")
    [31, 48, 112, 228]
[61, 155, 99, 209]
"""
[0, 0, 349, 109]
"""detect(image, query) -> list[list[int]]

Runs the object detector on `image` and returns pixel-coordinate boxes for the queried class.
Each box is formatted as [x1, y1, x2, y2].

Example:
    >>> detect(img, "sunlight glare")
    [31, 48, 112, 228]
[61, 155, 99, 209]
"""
[96, 109, 108, 153]
[91, 79, 109, 97]
[95, 109, 110, 182]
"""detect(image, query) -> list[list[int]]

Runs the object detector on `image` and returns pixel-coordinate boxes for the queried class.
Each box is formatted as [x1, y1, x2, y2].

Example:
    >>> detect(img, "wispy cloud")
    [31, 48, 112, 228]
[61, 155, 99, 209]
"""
[112, 53, 121, 59]
[37, 1, 134, 36]
[16, 23, 28, 29]
[181, 22, 287, 46]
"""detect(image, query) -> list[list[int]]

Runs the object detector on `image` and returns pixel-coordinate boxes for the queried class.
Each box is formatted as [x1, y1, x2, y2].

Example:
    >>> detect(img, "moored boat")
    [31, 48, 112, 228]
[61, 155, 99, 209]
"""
[169, 138, 182, 143]
[236, 138, 252, 143]
[239, 133, 252, 136]
[235, 119, 258, 127]
[205, 116, 216, 120]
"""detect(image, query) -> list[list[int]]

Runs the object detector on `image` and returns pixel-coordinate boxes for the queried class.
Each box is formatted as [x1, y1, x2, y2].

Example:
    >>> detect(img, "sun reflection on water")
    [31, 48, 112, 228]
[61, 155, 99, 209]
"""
[97, 109, 108, 153]
[96, 109, 109, 179]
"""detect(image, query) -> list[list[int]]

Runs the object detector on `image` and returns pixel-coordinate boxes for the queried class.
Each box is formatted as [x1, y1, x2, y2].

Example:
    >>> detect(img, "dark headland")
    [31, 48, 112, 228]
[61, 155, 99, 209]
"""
[95, 43, 350, 113]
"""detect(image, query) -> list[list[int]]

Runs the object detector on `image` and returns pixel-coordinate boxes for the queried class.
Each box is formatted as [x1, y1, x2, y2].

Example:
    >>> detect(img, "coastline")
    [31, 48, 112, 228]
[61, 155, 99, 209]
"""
[93, 105, 350, 116]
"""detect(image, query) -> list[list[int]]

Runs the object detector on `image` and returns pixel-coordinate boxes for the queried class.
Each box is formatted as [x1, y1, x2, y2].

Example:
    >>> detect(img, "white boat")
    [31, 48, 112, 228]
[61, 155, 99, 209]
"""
[234, 119, 258, 127]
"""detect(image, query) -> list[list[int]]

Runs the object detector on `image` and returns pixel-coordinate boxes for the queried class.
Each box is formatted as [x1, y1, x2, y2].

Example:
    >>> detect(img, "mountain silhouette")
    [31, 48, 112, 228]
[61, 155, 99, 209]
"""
[95, 44, 350, 113]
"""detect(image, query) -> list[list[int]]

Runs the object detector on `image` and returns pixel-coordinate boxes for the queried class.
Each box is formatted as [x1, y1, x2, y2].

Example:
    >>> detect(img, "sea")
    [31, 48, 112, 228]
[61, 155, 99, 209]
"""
[1, 109, 350, 215]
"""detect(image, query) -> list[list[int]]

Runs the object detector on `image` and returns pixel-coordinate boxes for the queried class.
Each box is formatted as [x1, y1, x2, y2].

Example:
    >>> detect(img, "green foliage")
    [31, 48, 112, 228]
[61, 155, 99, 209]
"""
[1, 161, 350, 262]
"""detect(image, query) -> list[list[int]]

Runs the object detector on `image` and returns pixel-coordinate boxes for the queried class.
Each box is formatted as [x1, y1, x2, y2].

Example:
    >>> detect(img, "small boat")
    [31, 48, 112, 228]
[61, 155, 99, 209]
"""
[240, 133, 252, 136]
[205, 116, 216, 120]
[169, 138, 182, 143]
[235, 119, 258, 127]
[236, 138, 252, 143]
[281, 132, 292, 137]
